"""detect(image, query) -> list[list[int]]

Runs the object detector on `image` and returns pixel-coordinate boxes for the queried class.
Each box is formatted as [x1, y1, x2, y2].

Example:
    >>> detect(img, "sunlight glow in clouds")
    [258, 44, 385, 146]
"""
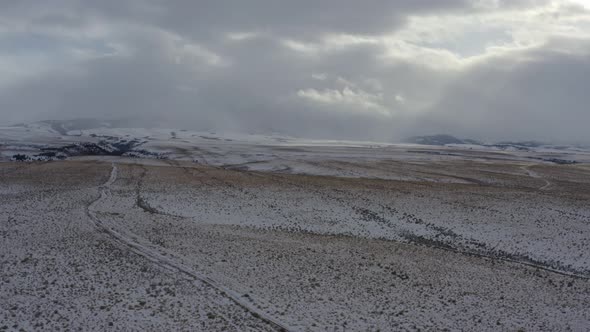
[1, 0, 589, 143]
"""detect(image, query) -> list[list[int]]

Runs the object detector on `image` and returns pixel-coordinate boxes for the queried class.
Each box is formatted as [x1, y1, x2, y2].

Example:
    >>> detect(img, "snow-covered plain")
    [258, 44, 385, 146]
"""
[3, 122, 590, 169]
[1, 124, 590, 331]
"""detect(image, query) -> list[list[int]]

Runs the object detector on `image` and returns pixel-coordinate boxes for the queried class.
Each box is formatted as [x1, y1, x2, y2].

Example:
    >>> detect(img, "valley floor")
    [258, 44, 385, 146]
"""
[1, 159, 590, 331]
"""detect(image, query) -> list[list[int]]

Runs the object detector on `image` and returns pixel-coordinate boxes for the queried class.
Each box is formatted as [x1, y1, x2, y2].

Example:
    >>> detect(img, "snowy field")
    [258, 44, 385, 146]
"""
[1, 123, 590, 331]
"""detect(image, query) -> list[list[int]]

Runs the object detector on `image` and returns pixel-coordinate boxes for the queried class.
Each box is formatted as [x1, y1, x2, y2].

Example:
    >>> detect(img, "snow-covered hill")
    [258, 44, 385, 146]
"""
[2, 121, 589, 175]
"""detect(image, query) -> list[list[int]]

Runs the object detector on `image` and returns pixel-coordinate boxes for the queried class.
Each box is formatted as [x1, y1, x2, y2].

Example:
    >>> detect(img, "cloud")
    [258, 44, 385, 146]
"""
[427, 37, 590, 143]
[0, 0, 589, 143]
[297, 87, 390, 116]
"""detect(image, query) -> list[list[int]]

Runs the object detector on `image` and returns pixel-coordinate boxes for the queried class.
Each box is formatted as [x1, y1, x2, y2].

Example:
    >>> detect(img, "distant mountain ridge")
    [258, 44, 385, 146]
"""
[6, 119, 586, 150]
[403, 134, 590, 157]
[405, 134, 481, 146]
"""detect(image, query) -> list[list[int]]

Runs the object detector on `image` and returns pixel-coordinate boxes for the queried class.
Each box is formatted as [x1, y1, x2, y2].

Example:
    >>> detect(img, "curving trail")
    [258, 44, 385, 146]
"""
[521, 164, 552, 190]
[86, 163, 293, 332]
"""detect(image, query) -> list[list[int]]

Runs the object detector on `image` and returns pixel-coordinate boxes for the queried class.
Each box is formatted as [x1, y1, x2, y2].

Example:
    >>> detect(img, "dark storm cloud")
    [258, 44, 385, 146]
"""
[427, 37, 590, 143]
[0, 0, 469, 37]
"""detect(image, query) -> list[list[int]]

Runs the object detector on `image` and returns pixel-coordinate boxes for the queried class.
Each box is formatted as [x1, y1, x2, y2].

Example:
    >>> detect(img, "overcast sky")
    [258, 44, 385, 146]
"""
[1, 1, 590, 143]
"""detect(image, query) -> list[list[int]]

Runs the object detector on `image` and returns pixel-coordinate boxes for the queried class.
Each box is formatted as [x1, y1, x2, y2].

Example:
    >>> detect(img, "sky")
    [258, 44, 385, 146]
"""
[1, 0, 590, 143]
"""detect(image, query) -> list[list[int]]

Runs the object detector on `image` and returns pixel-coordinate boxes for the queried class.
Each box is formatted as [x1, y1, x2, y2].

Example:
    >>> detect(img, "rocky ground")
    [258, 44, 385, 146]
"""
[1, 159, 590, 331]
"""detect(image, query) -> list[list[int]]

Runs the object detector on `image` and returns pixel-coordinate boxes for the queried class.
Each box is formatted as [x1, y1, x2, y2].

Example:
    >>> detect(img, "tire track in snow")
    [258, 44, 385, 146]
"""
[86, 163, 293, 332]
[521, 164, 552, 190]
[135, 165, 177, 216]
